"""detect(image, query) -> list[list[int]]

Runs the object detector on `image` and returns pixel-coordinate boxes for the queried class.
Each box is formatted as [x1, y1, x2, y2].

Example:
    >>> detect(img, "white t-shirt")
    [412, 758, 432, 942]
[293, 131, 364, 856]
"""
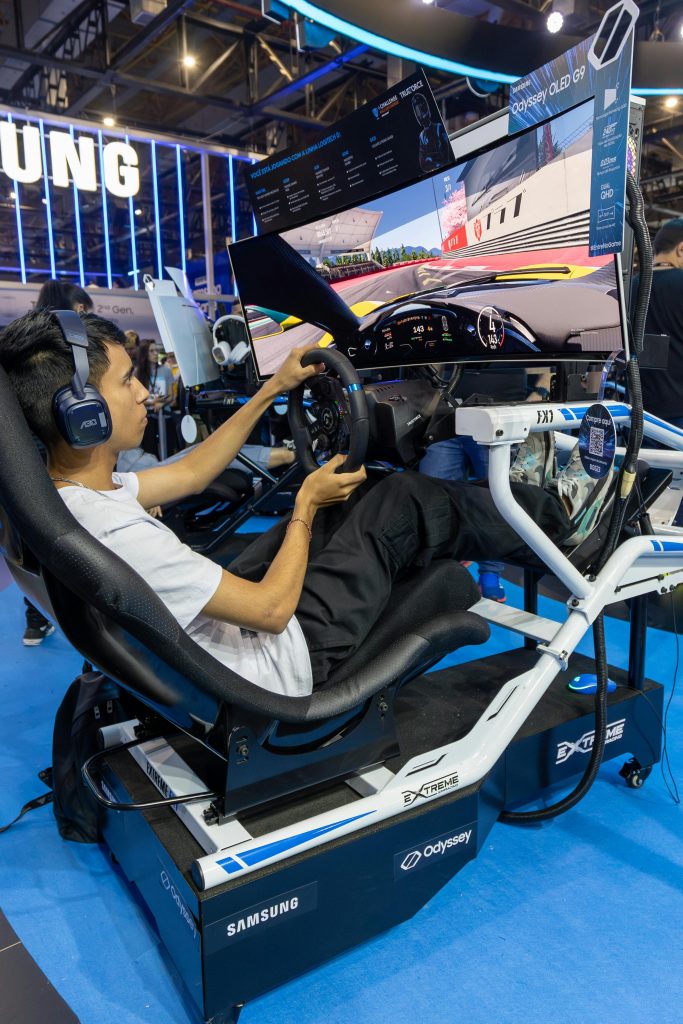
[58, 473, 313, 697]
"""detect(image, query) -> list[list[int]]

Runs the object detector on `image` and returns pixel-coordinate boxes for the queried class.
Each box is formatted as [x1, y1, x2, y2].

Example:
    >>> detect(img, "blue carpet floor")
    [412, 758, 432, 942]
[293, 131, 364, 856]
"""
[0, 561, 681, 1024]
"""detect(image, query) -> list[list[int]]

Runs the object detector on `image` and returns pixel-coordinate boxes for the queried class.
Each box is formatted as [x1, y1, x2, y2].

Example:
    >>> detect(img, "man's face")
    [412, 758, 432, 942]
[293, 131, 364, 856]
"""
[98, 341, 149, 451]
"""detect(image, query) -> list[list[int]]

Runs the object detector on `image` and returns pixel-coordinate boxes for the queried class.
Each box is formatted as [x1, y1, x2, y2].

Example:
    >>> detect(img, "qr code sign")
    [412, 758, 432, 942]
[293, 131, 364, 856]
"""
[589, 426, 604, 458]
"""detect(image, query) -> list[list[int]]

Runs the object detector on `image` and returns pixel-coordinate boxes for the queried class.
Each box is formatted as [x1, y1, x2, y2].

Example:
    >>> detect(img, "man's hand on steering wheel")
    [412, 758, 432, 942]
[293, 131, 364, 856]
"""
[270, 343, 325, 393]
[297, 454, 366, 510]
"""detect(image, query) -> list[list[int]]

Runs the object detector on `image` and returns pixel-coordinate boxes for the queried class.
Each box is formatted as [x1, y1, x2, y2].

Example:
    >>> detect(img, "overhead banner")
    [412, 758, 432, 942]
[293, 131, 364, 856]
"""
[508, 0, 638, 258]
[246, 68, 454, 235]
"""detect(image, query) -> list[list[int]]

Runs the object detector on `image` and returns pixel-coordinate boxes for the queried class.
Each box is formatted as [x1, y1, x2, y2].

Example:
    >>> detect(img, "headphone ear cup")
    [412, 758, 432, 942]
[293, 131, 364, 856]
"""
[53, 385, 112, 448]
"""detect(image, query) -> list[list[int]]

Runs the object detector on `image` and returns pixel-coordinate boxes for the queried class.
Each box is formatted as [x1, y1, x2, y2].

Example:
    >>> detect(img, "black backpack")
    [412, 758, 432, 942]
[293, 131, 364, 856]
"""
[1, 666, 129, 843]
[51, 668, 130, 842]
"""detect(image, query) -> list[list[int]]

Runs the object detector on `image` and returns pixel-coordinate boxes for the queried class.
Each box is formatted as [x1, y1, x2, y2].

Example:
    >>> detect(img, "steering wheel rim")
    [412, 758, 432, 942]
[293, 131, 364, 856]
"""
[288, 348, 369, 474]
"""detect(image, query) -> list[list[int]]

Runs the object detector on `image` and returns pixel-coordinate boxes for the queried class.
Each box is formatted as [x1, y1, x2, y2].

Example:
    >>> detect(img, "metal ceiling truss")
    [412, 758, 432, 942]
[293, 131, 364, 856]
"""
[0, 0, 679, 189]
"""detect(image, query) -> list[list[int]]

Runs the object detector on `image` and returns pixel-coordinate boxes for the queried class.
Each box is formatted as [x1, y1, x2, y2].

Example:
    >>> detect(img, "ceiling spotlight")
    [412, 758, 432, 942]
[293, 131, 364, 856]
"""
[547, 10, 564, 32]
[665, 96, 679, 109]
[9, 190, 16, 199]
[680, 22, 683, 39]
[134, 207, 142, 216]
[421, 0, 436, 5]
[182, 54, 197, 68]
[41, 198, 47, 204]
[103, 116, 115, 127]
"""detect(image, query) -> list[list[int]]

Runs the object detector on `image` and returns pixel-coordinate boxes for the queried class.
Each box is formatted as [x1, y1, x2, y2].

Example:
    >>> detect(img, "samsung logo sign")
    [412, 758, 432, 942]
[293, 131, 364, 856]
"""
[0, 120, 140, 198]
[204, 883, 318, 953]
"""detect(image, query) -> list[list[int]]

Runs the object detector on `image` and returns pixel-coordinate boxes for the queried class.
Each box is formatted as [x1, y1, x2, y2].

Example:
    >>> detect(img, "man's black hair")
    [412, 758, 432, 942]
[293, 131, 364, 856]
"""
[654, 217, 683, 255]
[35, 280, 94, 313]
[0, 310, 125, 446]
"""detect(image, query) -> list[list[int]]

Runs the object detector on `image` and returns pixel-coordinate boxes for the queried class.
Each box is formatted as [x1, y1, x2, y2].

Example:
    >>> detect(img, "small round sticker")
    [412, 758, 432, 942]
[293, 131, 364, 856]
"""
[578, 403, 616, 479]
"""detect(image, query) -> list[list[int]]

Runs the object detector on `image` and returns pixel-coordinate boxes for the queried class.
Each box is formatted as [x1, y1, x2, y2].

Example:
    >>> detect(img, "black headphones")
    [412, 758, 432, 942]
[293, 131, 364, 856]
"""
[51, 309, 112, 448]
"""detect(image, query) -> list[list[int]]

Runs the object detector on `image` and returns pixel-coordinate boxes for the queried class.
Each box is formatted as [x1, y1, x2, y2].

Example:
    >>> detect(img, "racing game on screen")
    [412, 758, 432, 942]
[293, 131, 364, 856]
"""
[230, 100, 626, 377]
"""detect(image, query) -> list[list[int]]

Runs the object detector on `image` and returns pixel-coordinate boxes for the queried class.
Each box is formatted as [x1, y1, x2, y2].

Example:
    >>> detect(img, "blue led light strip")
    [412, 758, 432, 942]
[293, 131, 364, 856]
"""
[97, 130, 113, 290]
[151, 140, 163, 278]
[7, 114, 27, 284]
[632, 88, 683, 96]
[69, 125, 86, 287]
[279, 0, 516, 85]
[126, 133, 139, 289]
[228, 155, 236, 243]
[38, 120, 56, 278]
[176, 144, 187, 275]
[251, 158, 258, 236]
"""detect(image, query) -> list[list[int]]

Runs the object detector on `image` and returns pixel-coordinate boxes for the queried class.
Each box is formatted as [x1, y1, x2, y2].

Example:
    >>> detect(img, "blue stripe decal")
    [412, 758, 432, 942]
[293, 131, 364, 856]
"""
[644, 413, 683, 439]
[346, 383, 362, 392]
[218, 810, 374, 874]
[560, 403, 630, 422]
[657, 541, 683, 552]
[218, 857, 244, 874]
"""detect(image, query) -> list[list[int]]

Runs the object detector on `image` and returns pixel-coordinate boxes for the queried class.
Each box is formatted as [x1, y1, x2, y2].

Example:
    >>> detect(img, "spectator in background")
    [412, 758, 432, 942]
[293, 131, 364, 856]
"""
[136, 339, 177, 457]
[636, 218, 683, 430]
[124, 330, 140, 365]
[136, 339, 175, 410]
[35, 281, 94, 315]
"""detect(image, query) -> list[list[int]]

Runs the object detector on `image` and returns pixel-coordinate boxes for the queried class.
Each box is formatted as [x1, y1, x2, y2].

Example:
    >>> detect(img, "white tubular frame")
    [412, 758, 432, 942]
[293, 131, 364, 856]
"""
[120, 400, 683, 891]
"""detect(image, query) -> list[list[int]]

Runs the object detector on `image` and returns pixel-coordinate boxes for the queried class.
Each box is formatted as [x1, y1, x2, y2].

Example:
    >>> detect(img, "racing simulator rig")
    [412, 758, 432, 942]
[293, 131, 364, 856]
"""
[0, 63, 679, 1024]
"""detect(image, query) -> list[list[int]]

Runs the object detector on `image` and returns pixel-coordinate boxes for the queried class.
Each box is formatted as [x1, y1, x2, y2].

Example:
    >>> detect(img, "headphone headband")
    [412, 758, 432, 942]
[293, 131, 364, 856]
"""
[52, 309, 90, 399]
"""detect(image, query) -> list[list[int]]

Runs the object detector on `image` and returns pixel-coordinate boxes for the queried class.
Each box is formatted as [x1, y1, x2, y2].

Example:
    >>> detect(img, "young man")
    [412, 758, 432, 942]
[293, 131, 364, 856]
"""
[1, 310, 582, 697]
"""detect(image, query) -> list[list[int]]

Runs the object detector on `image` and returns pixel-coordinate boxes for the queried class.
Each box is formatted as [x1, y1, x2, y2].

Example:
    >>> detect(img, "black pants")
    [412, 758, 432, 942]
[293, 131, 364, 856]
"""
[228, 471, 569, 686]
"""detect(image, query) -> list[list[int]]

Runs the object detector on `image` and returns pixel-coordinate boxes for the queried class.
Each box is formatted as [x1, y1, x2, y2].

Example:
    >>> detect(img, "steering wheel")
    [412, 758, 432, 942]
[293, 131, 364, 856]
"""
[288, 348, 369, 474]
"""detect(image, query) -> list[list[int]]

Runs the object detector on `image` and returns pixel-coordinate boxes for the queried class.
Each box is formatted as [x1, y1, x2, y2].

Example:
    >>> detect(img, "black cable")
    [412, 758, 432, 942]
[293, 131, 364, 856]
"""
[500, 613, 609, 823]
[661, 594, 681, 803]
[502, 172, 652, 824]
[0, 791, 53, 834]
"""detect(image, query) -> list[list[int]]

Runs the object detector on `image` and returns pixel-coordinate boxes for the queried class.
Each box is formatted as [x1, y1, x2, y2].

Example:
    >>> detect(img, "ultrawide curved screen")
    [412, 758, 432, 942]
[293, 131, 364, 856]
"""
[230, 100, 628, 378]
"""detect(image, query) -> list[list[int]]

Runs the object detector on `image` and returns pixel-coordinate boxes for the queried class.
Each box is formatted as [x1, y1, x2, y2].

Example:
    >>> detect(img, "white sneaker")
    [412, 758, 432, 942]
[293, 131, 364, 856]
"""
[555, 443, 615, 547]
[510, 430, 556, 488]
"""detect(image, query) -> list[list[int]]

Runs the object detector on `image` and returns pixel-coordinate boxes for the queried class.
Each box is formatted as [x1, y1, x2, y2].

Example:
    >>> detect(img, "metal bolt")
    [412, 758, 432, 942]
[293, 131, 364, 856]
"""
[495, 429, 504, 437]
[237, 743, 249, 758]
[570, 598, 579, 607]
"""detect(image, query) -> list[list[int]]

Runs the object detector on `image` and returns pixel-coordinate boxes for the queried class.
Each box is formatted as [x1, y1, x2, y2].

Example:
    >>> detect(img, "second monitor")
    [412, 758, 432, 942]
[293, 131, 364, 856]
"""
[230, 99, 628, 378]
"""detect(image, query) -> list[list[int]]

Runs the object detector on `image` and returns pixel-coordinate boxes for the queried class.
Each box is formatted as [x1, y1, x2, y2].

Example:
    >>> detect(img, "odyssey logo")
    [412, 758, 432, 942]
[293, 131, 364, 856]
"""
[556, 718, 626, 764]
[395, 825, 475, 879]
[159, 868, 198, 939]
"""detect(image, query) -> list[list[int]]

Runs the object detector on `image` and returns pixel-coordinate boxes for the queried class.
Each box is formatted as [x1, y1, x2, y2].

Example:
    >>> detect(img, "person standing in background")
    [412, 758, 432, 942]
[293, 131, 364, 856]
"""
[636, 218, 683, 429]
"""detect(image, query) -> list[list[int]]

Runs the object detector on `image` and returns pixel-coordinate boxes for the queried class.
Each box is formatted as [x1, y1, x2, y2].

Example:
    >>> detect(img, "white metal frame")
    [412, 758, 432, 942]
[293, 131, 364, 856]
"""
[108, 400, 683, 891]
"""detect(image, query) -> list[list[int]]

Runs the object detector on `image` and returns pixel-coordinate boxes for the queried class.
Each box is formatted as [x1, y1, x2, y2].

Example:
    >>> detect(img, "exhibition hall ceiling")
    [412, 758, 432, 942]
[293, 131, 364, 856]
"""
[0, 0, 680, 227]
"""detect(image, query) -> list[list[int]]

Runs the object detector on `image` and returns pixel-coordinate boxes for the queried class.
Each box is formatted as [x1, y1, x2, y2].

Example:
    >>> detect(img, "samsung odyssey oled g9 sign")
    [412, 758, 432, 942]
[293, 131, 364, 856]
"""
[508, 0, 638, 258]
[0, 120, 140, 198]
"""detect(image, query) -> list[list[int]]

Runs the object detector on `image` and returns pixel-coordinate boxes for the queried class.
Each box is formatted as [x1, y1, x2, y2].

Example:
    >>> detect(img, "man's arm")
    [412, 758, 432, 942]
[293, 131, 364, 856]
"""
[135, 345, 322, 510]
[203, 456, 366, 632]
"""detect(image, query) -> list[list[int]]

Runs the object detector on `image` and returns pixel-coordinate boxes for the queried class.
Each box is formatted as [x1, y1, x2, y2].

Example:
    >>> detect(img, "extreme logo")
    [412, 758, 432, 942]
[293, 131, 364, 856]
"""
[402, 770, 459, 806]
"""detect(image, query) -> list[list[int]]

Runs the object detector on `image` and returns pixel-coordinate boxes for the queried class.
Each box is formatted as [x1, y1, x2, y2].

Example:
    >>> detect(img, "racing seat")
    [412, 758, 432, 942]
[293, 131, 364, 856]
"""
[0, 366, 489, 819]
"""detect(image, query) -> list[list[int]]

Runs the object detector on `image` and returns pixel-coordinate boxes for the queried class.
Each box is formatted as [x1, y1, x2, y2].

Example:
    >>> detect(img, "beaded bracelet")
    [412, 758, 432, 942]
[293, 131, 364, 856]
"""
[288, 517, 313, 541]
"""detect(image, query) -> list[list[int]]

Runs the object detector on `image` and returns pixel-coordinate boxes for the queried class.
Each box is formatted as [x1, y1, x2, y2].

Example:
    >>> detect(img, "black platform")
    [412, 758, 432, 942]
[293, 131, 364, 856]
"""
[100, 649, 663, 1024]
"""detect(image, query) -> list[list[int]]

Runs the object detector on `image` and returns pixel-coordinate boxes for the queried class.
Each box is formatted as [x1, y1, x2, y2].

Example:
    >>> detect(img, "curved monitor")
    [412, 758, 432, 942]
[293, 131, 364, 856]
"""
[230, 99, 629, 378]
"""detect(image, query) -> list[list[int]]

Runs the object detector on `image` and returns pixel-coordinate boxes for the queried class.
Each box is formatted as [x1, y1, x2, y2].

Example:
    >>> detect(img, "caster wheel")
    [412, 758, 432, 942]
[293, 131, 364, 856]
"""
[619, 757, 653, 789]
